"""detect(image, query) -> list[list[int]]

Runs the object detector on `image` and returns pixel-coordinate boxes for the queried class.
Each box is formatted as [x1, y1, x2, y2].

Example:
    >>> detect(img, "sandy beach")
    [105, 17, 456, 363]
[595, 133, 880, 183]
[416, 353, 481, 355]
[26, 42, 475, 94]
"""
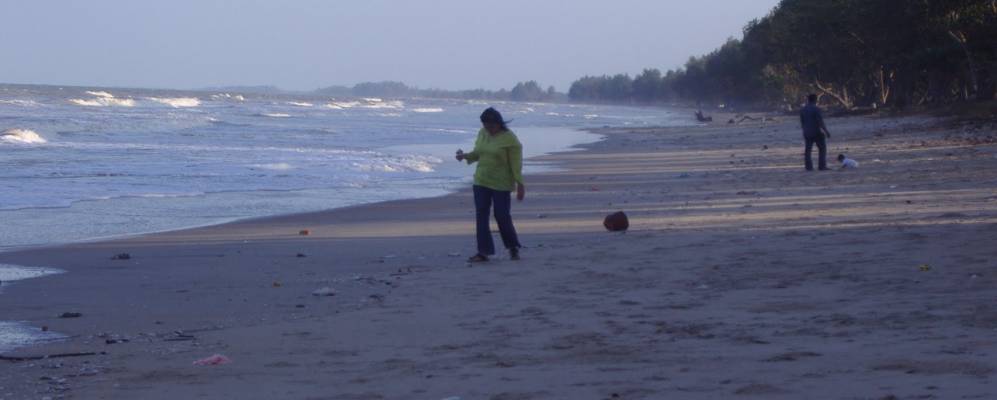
[2, 112, 996, 399]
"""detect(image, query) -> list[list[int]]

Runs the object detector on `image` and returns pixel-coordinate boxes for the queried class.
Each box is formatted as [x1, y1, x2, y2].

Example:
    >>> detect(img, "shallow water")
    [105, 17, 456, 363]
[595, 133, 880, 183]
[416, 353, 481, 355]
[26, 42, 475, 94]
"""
[0, 264, 65, 354]
[1, 84, 689, 251]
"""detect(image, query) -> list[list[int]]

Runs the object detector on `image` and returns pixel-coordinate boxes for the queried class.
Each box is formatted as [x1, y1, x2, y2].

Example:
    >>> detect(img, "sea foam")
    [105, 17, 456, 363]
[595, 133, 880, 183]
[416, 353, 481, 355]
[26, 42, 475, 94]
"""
[147, 97, 201, 108]
[412, 107, 444, 113]
[69, 97, 136, 107]
[1, 128, 47, 144]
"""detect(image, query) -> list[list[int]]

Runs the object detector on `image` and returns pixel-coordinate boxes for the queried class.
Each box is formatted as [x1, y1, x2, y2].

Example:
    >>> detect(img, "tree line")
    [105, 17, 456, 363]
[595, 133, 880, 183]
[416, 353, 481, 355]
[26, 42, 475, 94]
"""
[315, 80, 564, 102]
[568, 0, 997, 109]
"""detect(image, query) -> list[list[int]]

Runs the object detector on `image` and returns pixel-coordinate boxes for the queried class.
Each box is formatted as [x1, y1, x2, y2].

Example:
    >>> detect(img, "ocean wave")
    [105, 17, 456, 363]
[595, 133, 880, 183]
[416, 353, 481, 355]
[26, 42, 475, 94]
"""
[147, 97, 201, 108]
[286, 101, 314, 107]
[0, 264, 63, 283]
[251, 163, 294, 171]
[85, 91, 115, 98]
[211, 93, 245, 101]
[256, 113, 291, 118]
[69, 97, 136, 107]
[362, 100, 404, 109]
[352, 155, 440, 173]
[0, 99, 40, 107]
[412, 107, 444, 113]
[326, 101, 360, 110]
[1, 128, 47, 144]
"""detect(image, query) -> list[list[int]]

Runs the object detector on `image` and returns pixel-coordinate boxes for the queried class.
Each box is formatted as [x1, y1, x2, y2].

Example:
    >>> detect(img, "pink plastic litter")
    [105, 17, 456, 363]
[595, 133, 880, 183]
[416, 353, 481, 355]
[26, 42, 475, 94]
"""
[193, 354, 231, 366]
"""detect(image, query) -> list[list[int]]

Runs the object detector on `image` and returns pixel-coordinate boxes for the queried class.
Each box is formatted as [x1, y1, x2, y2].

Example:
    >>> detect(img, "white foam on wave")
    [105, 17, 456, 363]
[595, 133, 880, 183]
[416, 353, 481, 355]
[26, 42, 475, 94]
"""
[0, 264, 62, 283]
[211, 93, 245, 101]
[287, 101, 314, 107]
[69, 97, 136, 107]
[85, 91, 115, 98]
[0, 99, 40, 107]
[147, 97, 201, 108]
[363, 100, 404, 109]
[583, 114, 599, 119]
[412, 107, 444, 113]
[352, 155, 440, 173]
[260, 113, 291, 118]
[251, 163, 294, 171]
[326, 101, 359, 110]
[1, 128, 47, 144]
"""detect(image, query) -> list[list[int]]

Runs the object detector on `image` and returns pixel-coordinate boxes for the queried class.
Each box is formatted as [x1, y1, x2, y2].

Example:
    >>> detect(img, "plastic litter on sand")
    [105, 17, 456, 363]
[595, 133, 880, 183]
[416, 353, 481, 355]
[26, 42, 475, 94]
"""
[193, 354, 231, 366]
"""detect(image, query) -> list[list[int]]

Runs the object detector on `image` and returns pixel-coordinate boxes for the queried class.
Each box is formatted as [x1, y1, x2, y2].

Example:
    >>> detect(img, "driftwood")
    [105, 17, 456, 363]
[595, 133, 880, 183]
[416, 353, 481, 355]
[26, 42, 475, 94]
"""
[1, 351, 103, 362]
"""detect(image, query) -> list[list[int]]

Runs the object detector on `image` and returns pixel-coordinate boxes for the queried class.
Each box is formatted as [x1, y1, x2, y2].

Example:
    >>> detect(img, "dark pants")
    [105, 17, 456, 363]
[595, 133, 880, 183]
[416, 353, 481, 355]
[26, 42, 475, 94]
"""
[804, 135, 827, 170]
[473, 185, 521, 255]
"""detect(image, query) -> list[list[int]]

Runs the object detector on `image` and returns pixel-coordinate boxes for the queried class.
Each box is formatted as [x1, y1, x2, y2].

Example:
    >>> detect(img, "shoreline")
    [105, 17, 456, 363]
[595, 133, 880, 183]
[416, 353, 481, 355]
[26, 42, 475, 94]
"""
[1, 112, 995, 399]
[0, 126, 605, 254]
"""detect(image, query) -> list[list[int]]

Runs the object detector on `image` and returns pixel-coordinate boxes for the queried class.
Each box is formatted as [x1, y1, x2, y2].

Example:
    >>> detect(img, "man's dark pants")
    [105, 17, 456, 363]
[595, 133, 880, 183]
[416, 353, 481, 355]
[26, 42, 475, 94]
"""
[473, 185, 521, 255]
[804, 135, 828, 170]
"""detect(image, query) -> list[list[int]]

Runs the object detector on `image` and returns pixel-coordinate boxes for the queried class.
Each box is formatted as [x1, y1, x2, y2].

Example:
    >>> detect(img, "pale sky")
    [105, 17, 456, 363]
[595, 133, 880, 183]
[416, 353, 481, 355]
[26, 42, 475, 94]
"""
[0, 0, 779, 91]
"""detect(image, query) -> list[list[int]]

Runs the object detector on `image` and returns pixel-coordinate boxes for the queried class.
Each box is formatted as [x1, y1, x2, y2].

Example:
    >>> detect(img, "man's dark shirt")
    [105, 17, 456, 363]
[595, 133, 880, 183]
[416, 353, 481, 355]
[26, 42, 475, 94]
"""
[800, 103, 825, 139]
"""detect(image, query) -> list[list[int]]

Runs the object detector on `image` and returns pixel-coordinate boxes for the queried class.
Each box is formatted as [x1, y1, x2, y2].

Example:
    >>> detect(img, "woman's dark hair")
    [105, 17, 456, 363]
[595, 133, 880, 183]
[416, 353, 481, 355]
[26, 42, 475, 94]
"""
[480, 107, 509, 131]
[837, 153, 846, 161]
[807, 94, 818, 104]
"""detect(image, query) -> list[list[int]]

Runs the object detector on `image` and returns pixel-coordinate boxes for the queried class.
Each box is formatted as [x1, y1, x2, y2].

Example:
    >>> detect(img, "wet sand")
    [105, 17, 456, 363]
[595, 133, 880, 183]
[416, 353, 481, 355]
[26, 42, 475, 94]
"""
[1, 113, 996, 399]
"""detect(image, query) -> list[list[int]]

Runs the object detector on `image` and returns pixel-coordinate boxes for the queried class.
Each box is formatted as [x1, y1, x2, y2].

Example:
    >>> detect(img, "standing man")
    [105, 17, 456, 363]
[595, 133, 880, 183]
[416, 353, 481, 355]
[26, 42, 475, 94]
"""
[800, 94, 831, 171]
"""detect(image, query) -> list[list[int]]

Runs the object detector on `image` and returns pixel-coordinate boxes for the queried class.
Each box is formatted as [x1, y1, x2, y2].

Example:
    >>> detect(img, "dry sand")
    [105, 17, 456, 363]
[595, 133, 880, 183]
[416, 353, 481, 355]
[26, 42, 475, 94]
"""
[1, 113, 996, 400]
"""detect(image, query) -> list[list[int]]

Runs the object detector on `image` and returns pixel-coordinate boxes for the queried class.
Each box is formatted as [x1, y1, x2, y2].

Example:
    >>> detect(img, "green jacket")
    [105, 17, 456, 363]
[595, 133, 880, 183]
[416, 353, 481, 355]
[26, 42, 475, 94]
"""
[464, 128, 524, 191]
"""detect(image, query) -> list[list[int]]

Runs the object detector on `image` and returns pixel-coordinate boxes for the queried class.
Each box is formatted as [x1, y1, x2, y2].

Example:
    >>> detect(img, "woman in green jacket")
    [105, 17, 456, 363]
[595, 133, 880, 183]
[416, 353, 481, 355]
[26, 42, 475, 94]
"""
[455, 107, 524, 263]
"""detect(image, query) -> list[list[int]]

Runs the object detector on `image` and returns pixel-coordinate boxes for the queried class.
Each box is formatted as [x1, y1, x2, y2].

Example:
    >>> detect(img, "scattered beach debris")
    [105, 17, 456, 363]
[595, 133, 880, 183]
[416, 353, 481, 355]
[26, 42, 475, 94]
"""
[192, 354, 231, 366]
[1, 352, 103, 362]
[272, 281, 282, 288]
[111, 253, 131, 260]
[603, 211, 629, 232]
[537, 214, 548, 219]
[695, 110, 713, 122]
[919, 264, 932, 272]
[299, 229, 310, 236]
[58, 312, 82, 319]
[164, 331, 196, 342]
[312, 287, 336, 297]
[296, 253, 307, 258]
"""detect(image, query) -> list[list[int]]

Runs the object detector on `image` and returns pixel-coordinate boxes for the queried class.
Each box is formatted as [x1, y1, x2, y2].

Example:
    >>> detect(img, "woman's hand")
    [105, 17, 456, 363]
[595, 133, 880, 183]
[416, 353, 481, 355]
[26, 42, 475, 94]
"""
[516, 183, 525, 201]
[455, 149, 465, 162]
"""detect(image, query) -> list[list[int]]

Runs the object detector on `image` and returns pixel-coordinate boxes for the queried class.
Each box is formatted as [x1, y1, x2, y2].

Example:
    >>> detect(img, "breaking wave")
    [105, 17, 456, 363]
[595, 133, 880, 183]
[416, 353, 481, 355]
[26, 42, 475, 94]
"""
[0, 99, 40, 107]
[211, 93, 245, 101]
[147, 97, 201, 108]
[251, 163, 294, 171]
[1, 128, 47, 144]
[69, 96, 136, 107]
[287, 101, 314, 107]
[260, 113, 291, 118]
[412, 107, 444, 113]
[85, 91, 115, 98]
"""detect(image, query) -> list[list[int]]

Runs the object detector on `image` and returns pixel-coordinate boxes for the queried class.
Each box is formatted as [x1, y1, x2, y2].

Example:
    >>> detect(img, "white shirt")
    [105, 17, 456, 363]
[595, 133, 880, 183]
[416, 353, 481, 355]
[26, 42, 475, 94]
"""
[841, 158, 859, 168]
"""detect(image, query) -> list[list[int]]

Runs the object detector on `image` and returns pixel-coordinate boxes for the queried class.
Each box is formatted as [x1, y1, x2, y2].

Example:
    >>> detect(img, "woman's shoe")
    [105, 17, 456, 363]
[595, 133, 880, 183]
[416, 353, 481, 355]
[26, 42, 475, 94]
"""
[467, 254, 489, 263]
[509, 247, 520, 261]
